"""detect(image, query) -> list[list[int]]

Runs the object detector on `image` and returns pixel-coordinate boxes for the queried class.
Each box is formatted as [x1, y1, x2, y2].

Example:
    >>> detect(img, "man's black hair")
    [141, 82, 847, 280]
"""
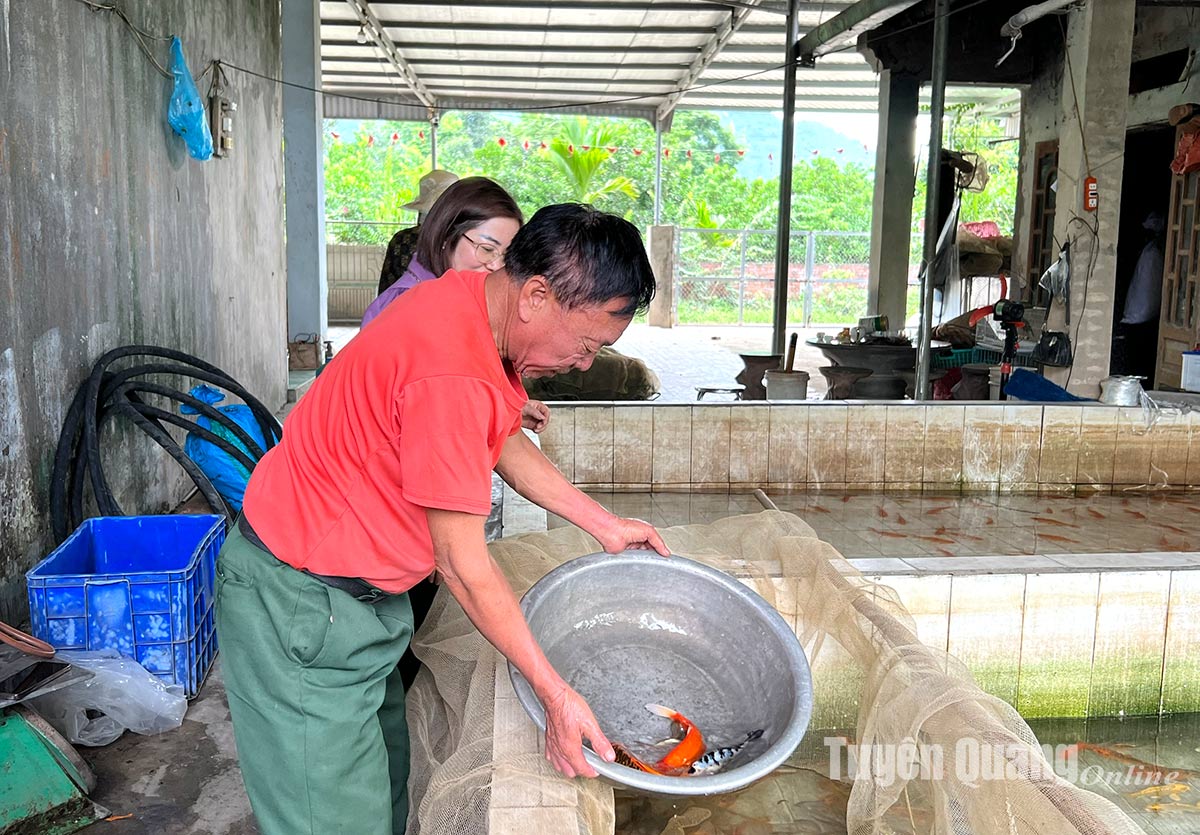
[503, 203, 656, 316]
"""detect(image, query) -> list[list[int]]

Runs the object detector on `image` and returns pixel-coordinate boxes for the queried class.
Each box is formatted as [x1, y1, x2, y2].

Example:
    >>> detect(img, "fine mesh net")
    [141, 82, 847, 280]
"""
[406, 510, 1146, 835]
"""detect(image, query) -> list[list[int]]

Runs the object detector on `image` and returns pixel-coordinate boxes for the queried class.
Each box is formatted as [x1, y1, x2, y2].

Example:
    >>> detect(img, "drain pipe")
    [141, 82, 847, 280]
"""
[915, 0, 951, 401]
[997, 0, 1080, 64]
[1002, 0, 1079, 37]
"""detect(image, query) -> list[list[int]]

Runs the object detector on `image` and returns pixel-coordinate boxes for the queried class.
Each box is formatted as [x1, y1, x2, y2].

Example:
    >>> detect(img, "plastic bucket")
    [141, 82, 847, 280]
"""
[764, 370, 810, 400]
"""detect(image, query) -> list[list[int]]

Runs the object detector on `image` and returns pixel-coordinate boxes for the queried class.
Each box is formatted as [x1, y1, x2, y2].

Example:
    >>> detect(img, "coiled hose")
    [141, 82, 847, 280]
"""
[50, 346, 282, 543]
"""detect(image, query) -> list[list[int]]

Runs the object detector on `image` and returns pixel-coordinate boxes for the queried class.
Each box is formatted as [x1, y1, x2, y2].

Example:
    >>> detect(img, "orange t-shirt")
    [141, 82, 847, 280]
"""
[242, 270, 527, 593]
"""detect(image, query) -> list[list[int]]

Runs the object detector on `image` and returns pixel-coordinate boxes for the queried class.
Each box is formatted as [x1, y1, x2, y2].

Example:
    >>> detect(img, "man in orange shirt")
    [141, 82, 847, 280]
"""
[215, 203, 667, 835]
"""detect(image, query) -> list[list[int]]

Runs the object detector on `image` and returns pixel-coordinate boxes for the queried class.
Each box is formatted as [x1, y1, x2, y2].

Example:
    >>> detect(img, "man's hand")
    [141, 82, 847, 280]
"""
[594, 515, 670, 557]
[521, 400, 551, 433]
[540, 681, 615, 778]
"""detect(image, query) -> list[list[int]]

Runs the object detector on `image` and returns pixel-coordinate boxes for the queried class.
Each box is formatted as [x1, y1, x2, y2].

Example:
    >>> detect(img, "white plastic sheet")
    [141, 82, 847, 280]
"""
[30, 650, 186, 746]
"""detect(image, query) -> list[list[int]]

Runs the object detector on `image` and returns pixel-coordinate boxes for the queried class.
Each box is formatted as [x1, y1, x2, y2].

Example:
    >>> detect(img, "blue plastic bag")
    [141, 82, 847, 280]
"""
[181, 385, 275, 511]
[167, 37, 213, 161]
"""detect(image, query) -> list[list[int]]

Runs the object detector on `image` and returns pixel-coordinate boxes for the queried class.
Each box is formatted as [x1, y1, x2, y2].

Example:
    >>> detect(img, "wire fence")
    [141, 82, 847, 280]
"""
[323, 221, 926, 328]
[676, 228, 925, 327]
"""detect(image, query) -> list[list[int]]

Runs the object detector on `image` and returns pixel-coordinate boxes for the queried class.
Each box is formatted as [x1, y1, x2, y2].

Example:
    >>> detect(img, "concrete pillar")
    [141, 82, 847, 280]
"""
[283, 0, 328, 342]
[868, 71, 920, 328]
[646, 225, 676, 328]
[1045, 0, 1135, 396]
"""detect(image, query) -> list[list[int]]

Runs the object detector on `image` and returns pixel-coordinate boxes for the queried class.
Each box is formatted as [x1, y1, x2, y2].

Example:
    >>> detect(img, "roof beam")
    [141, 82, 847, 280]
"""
[324, 72, 888, 93]
[794, 0, 922, 65]
[323, 56, 692, 71]
[328, 72, 677, 87]
[323, 40, 703, 54]
[322, 20, 720, 36]
[341, 0, 436, 109]
[325, 83, 667, 101]
[656, 0, 764, 125]
[357, 0, 787, 10]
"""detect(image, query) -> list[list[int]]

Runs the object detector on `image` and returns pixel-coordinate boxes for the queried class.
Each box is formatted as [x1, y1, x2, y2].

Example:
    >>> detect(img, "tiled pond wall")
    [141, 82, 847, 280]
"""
[539, 402, 1197, 493]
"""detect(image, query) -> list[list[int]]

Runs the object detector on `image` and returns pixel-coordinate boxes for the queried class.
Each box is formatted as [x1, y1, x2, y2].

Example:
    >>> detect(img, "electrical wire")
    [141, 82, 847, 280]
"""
[73, 0, 173, 79]
[1061, 212, 1100, 392]
[1059, 16, 1092, 177]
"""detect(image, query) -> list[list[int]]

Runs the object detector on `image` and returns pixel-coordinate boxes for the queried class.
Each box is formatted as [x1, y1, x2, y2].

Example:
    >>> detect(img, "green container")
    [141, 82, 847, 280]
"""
[0, 709, 102, 834]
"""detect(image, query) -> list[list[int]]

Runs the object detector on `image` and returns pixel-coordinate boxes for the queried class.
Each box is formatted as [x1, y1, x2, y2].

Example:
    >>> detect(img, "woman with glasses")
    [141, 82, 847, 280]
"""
[364, 177, 548, 434]
[363, 176, 523, 328]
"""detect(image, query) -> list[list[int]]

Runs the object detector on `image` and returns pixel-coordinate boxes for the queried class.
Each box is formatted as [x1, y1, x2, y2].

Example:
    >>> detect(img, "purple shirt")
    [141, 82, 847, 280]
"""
[362, 257, 437, 327]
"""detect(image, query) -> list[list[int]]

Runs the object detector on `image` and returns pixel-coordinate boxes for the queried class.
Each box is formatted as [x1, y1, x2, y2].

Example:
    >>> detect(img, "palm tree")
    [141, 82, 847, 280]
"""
[547, 117, 639, 205]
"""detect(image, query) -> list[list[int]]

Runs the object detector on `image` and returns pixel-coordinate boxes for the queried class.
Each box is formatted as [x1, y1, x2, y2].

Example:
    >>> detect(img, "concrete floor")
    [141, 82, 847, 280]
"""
[80, 663, 256, 834]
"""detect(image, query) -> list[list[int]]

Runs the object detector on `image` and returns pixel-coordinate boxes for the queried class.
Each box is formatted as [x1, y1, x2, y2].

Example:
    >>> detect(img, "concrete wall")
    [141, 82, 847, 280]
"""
[1127, 7, 1200, 129]
[0, 1, 287, 622]
[1010, 4, 1199, 393]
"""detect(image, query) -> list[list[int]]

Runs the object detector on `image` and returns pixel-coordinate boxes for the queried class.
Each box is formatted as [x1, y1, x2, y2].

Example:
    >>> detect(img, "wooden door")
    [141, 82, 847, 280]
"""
[1156, 128, 1200, 388]
[1026, 141, 1059, 307]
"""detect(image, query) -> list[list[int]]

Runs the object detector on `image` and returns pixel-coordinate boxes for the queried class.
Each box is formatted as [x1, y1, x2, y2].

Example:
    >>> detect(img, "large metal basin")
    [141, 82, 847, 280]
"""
[509, 551, 813, 796]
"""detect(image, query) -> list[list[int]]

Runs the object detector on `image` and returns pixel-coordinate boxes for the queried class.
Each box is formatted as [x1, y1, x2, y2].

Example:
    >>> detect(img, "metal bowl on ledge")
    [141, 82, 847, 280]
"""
[509, 551, 813, 796]
[807, 338, 918, 374]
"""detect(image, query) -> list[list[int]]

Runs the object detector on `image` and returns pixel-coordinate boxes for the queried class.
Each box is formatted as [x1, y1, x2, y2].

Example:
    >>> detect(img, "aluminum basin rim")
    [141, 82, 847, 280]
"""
[509, 549, 814, 796]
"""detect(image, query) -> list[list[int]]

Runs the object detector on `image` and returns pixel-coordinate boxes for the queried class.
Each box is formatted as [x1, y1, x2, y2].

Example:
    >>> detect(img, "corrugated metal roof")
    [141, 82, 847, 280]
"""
[320, 1, 1014, 122]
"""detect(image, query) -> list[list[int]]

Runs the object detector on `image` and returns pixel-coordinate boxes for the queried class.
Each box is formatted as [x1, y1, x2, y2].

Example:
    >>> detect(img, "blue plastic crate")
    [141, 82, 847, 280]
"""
[26, 515, 225, 698]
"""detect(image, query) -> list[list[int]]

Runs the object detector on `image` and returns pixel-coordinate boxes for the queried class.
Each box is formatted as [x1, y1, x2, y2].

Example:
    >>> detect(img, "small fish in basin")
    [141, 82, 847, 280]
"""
[687, 729, 765, 775]
[611, 705, 764, 777]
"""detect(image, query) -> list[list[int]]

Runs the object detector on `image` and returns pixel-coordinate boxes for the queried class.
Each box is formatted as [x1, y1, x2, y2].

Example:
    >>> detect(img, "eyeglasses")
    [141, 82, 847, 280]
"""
[461, 233, 506, 267]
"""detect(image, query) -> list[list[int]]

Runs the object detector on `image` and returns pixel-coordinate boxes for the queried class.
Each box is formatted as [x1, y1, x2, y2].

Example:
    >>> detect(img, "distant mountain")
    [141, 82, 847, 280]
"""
[715, 111, 875, 181]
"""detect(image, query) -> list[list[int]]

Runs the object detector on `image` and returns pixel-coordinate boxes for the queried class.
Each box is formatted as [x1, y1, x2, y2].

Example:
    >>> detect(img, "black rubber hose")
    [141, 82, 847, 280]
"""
[97, 356, 280, 448]
[52, 374, 166, 539]
[82, 347, 280, 513]
[107, 396, 233, 521]
[71, 389, 245, 533]
[90, 345, 278, 439]
[103, 364, 280, 456]
[50, 379, 93, 541]
[113, 381, 268, 461]
[57, 346, 280, 542]
[71, 395, 178, 523]
[84, 356, 281, 519]
[117, 401, 259, 474]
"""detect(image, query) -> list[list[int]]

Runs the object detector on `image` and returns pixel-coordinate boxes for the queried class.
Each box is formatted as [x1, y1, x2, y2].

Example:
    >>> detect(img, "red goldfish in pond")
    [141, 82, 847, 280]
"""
[646, 704, 706, 770]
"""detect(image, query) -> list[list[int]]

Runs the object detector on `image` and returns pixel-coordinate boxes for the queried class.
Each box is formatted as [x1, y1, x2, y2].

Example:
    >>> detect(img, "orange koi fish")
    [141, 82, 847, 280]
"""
[612, 743, 666, 775]
[646, 704, 706, 771]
